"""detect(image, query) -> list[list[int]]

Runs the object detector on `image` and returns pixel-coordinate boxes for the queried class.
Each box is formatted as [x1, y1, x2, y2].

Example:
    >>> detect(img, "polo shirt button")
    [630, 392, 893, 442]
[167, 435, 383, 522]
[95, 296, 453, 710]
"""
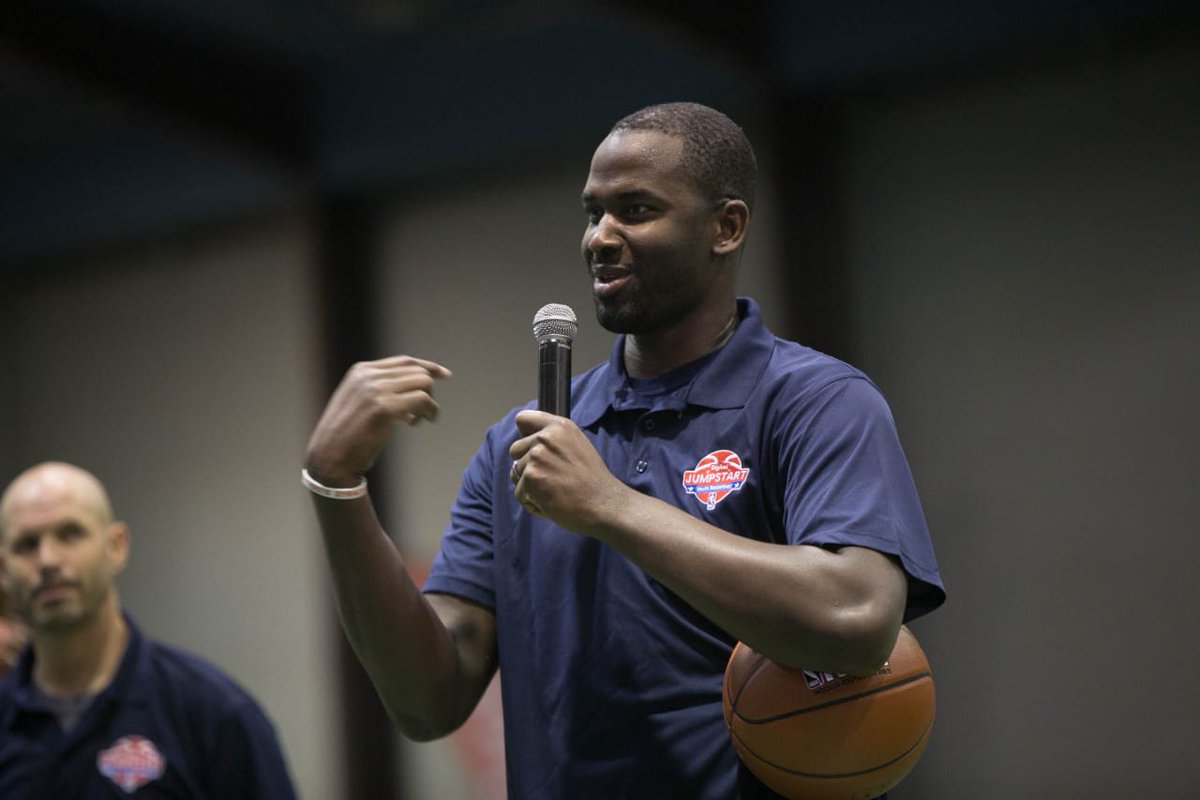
[642, 419, 655, 431]
[635, 460, 648, 473]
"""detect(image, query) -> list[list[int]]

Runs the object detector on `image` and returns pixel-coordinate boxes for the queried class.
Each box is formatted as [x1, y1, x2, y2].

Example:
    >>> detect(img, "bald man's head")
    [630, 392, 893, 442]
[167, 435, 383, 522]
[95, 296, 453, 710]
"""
[0, 462, 115, 543]
[0, 462, 129, 633]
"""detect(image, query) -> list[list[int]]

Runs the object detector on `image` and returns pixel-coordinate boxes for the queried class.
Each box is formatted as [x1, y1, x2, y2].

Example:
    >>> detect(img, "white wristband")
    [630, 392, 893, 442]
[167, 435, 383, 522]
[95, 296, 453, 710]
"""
[301, 468, 368, 500]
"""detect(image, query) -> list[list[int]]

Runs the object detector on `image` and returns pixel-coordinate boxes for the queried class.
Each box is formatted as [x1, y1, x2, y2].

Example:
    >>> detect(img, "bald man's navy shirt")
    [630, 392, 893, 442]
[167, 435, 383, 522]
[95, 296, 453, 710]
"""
[424, 297, 945, 799]
[0, 614, 295, 799]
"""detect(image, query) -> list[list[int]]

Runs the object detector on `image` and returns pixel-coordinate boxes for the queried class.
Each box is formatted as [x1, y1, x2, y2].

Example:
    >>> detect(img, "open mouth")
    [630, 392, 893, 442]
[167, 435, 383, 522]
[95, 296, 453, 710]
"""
[591, 264, 633, 297]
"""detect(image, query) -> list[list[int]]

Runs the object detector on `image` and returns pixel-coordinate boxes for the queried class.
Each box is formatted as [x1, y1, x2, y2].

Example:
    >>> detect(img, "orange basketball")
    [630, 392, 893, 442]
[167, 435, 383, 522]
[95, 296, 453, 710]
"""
[722, 625, 935, 800]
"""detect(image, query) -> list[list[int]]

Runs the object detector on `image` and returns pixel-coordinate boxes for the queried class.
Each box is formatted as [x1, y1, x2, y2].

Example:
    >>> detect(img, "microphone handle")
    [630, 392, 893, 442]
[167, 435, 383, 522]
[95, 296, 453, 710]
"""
[538, 339, 572, 416]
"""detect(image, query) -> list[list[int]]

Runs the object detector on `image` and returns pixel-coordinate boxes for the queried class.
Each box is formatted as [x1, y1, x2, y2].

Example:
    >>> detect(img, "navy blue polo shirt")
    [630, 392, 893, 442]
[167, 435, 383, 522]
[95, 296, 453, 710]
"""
[424, 297, 946, 799]
[0, 613, 296, 799]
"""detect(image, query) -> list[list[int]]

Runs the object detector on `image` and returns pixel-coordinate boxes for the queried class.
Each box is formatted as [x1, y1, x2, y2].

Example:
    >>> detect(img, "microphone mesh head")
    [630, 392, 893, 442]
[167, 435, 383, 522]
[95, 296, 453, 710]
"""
[533, 303, 578, 343]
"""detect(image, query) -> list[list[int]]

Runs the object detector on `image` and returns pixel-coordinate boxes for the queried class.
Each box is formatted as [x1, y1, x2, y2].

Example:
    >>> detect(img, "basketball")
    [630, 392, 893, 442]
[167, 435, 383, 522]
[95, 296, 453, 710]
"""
[722, 625, 935, 800]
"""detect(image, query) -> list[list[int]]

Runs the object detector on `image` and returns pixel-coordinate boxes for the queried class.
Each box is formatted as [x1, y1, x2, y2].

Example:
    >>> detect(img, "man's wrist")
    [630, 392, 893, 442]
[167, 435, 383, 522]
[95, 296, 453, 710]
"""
[300, 468, 368, 500]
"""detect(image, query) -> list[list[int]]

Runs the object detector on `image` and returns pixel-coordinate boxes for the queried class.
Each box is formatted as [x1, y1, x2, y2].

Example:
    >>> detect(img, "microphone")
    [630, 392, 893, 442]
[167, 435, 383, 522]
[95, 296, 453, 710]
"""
[532, 303, 577, 416]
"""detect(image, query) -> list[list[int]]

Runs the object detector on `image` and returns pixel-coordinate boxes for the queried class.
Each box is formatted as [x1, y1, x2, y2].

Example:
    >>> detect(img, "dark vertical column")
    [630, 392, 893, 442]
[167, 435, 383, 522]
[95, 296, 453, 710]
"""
[313, 194, 402, 800]
[769, 95, 856, 361]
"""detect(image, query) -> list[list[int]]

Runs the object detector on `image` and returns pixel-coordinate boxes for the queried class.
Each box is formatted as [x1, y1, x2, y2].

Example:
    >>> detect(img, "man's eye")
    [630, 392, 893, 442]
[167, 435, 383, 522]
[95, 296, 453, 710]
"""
[11, 538, 36, 555]
[624, 204, 651, 218]
[59, 523, 84, 540]
[584, 207, 602, 224]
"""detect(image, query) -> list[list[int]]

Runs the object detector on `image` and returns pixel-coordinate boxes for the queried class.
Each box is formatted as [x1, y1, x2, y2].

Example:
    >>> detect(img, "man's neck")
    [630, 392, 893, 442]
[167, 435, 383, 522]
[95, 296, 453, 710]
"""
[624, 300, 739, 379]
[32, 602, 128, 698]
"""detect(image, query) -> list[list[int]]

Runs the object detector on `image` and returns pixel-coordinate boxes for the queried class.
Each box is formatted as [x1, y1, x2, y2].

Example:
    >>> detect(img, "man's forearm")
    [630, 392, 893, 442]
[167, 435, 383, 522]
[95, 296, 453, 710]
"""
[311, 494, 466, 739]
[585, 490, 907, 675]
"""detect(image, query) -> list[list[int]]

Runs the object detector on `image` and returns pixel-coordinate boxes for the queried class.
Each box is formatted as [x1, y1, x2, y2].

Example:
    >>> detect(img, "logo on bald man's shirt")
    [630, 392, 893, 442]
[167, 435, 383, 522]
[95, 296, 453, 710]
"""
[682, 450, 750, 510]
[97, 735, 166, 793]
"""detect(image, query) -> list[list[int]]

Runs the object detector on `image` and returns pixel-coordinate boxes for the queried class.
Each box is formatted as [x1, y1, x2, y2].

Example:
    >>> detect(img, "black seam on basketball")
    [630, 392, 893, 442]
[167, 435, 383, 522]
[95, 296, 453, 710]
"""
[731, 716, 933, 779]
[731, 653, 772, 710]
[732, 670, 932, 724]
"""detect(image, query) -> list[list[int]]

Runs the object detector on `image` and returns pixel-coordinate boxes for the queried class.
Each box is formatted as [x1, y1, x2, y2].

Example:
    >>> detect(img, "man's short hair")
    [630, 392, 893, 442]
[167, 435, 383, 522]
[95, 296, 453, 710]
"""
[610, 102, 757, 213]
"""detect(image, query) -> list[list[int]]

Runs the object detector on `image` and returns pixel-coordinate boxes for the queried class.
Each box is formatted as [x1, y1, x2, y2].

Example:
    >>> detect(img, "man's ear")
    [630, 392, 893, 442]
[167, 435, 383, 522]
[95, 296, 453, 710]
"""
[107, 521, 131, 576]
[712, 199, 750, 256]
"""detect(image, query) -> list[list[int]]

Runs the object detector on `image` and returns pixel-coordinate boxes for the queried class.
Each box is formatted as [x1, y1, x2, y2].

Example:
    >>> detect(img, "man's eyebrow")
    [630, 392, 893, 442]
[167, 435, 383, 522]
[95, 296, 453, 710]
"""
[581, 189, 656, 205]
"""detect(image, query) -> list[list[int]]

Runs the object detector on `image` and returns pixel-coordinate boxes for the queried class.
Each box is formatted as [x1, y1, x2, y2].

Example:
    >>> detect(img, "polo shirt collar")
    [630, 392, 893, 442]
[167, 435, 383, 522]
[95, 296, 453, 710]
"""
[104, 612, 147, 704]
[574, 297, 775, 427]
[2, 612, 145, 729]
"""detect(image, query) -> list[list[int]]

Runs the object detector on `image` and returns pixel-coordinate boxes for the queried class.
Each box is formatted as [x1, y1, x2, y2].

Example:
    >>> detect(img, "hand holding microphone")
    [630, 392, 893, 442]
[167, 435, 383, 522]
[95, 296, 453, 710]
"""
[511, 302, 576, 513]
[513, 304, 627, 530]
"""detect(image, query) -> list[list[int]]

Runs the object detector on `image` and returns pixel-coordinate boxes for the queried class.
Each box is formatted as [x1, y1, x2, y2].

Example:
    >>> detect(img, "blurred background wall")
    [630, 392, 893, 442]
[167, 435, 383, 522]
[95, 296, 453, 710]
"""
[2, 2, 1198, 798]
[0, 223, 339, 796]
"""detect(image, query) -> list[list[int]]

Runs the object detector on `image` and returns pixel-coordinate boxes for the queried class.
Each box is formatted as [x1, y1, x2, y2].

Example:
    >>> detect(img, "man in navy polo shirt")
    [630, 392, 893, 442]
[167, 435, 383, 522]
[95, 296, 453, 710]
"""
[303, 102, 945, 797]
[0, 462, 296, 799]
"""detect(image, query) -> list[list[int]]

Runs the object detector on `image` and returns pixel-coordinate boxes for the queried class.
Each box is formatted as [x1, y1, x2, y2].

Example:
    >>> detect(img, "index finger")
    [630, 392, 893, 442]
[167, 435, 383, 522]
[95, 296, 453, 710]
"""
[375, 355, 453, 378]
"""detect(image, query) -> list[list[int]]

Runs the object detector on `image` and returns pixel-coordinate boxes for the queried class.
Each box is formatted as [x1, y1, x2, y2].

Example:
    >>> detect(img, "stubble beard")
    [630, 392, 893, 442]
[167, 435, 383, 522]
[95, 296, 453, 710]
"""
[593, 272, 705, 337]
[25, 581, 108, 634]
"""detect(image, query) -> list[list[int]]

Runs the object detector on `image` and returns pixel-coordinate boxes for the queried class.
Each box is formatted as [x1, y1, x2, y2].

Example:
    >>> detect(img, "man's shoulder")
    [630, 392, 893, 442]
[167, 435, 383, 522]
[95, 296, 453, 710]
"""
[137, 636, 263, 712]
[763, 337, 872, 393]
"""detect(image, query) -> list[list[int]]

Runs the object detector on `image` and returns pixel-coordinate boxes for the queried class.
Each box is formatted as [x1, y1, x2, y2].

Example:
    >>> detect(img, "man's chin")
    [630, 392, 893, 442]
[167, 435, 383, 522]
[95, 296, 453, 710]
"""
[594, 298, 641, 335]
[32, 608, 87, 633]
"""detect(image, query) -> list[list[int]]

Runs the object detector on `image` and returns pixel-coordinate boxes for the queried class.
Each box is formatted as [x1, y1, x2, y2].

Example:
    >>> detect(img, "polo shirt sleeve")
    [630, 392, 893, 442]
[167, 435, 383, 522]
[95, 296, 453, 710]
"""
[776, 375, 945, 620]
[422, 417, 506, 609]
[207, 698, 297, 799]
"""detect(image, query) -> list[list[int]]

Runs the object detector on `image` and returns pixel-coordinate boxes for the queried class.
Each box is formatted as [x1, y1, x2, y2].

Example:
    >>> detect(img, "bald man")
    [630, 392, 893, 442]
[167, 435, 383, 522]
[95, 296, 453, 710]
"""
[0, 462, 296, 799]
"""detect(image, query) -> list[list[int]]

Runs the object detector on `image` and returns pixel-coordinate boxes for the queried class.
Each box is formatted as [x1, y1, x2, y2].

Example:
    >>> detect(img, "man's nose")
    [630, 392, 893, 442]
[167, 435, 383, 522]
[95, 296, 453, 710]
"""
[586, 215, 621, 260]
[36, 538, 64, 569]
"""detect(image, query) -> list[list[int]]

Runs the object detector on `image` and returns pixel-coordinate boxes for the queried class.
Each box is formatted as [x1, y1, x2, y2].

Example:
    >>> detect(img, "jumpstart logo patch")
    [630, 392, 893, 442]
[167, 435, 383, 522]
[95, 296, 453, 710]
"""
[97, 735, 166, 793]
[682, 449, 750, 510]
